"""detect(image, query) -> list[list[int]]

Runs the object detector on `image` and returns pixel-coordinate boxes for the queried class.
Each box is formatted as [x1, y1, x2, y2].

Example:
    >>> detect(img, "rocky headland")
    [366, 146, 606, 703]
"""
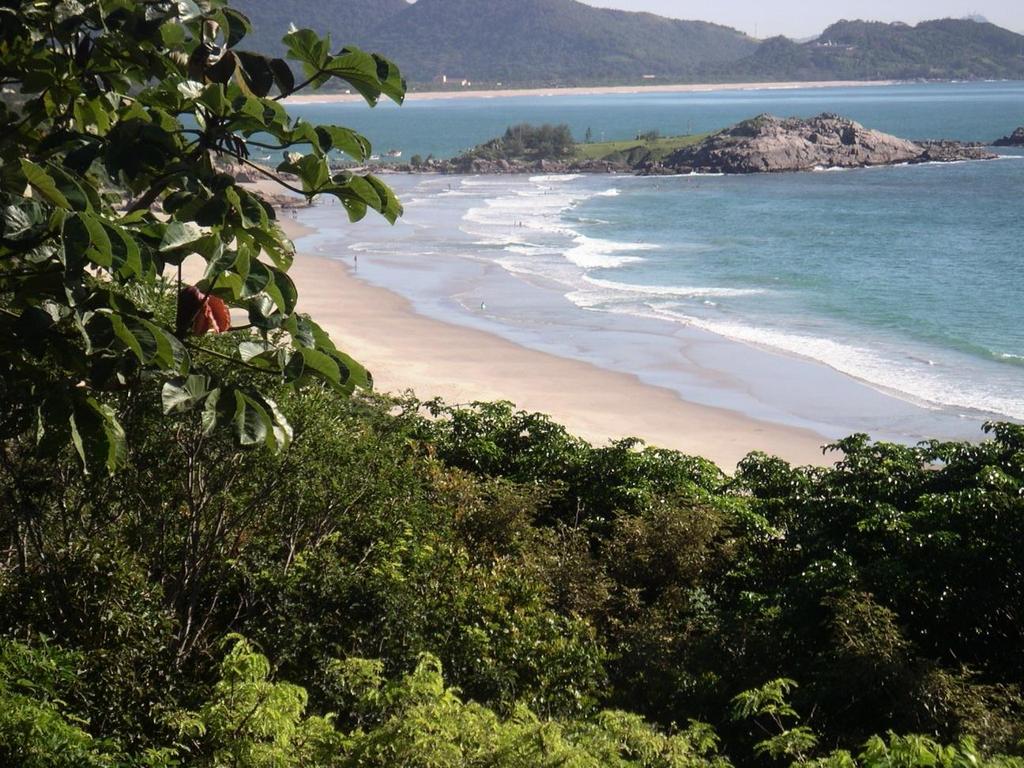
[993, 126, 1024, 147]
[351, 114, 998, 176]
[656, 113, 996, 174]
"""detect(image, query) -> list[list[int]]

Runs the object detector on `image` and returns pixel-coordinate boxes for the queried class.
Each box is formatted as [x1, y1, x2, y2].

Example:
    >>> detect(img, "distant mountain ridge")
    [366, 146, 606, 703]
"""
[730, 18, 1024, 81]
[231, 0, 1024, 86]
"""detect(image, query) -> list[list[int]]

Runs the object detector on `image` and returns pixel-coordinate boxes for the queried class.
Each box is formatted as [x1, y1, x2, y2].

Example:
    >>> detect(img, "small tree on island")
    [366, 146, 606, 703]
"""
[467, 123, 576, 162]
[0, 0, 404, 473]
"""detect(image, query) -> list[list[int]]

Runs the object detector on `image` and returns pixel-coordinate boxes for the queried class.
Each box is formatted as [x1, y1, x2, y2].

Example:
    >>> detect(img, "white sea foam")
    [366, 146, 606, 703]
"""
[458, 180, 511, 190]
[582, 275, 765, 298]
[460, 174, 617, 263]
[559, 283, 1024, 420]
[529, 174, 585, 182]
[644, 309, 1024, 420]
[564, 236, 655, 269]
[595, 188, 621, 197]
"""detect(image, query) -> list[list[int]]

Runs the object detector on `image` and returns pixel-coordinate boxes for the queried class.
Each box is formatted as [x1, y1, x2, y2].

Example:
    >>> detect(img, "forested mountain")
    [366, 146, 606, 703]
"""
[230, 0, 410, 53]
[232, 0, 1024, 86]
[727, 19, 1024, 81]
[233, 0, 759, 83]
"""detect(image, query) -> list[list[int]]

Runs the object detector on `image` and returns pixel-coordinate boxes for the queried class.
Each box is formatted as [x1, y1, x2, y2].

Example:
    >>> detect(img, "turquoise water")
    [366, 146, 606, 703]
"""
[294, 82, 1024, 430]
[288, 81, 1024, 158]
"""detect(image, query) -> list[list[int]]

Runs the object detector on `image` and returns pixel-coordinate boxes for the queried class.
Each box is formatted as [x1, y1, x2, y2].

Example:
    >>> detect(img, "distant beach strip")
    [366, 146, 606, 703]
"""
[283, 79, 900, 104]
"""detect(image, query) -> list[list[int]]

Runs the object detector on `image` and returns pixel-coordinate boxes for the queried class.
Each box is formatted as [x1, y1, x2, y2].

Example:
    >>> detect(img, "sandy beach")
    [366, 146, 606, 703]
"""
[258, 200, 832, 471]
[284, 79, 899, 104]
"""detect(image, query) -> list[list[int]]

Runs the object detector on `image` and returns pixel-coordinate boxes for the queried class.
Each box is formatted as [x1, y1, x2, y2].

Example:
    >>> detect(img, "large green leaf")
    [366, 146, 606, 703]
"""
[372, 53, 406, 105]
[231, 389, 268, 446]
[315, 125, 372, 162]
[267, 266, 298, 314]
[106, 222, 144, 277]
[283, 28, 330, 76]
[20, 159, 71, 209]
[162, 374, 212, 414]
[80, 212, 113, 268]
[269, 57, 295, 96]
[323, 48, 384, 106]
[297, 346, 341, 387]
[159, 220, 204, 252]
[69, 397, 126, 475]
[236, 51, 275, 98]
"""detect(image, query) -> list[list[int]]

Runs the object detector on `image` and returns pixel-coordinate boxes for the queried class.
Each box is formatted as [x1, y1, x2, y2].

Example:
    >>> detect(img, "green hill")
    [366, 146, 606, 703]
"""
[729, 19, 1024, 81]
[361, 0, 758, 84]
[231, 2, 1024, 87]
[233, 0, 758, 85]
[230, 0, 411, 55]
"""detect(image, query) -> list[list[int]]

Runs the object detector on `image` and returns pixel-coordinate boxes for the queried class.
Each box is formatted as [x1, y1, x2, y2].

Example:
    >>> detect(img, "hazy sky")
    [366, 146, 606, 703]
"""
[580, 1, 1024, 39]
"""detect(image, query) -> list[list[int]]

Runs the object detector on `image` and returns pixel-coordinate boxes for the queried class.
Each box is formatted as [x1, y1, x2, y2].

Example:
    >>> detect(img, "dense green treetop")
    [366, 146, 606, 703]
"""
[462, 123, 577, 162]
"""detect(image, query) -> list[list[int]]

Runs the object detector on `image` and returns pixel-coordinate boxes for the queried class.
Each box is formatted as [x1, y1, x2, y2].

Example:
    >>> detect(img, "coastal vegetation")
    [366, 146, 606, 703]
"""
[463, 123, 577, 162]
[2, 2, 1024, 767]
[575, 132, 709, 165]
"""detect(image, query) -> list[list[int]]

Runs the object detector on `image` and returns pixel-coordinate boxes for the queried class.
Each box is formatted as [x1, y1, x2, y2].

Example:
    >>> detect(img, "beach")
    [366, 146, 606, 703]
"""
[262, 203, 831, 470]
[284, 79, 898, 105]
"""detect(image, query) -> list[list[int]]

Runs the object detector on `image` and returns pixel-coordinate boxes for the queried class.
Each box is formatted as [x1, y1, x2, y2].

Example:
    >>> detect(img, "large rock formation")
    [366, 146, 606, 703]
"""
[662, 113, 996, 173]
[993, 127, 1024, 146]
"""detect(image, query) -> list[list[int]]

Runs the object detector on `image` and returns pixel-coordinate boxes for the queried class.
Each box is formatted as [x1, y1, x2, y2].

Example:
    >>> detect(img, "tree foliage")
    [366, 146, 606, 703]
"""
[464, 124, 576, 162]
[4, 376, 1023, 765]
[0, 0, 404, 474]
[2, 3, 1023, 767]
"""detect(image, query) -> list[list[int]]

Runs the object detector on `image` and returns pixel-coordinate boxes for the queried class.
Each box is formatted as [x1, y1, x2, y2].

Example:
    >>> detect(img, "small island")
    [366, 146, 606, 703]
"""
[993, 126, 1024, 146]
[395, 114, 997, 176]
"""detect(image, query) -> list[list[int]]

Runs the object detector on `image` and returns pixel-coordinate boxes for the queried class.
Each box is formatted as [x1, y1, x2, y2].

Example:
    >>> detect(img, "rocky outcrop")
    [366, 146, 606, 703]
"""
[345, 114, 1000, 177]
[662, 113, 997, 173]
[993, 127, 1024, 146]
[915, 140, 996, 162]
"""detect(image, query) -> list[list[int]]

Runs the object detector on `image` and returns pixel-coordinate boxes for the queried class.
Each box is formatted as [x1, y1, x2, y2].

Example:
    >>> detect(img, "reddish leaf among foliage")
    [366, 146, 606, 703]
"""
[176, 285, 231, 336]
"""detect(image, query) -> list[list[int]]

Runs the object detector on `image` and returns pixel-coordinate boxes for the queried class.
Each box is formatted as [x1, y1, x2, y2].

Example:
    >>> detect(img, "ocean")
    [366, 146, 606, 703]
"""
[290, 82, 1024, 443]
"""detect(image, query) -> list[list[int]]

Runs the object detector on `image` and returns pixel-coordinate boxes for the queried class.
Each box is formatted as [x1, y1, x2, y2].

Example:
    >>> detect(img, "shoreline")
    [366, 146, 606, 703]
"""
[284, 79, 900, 105]
[286, 249, 833, 470]
[264, 206, 833, 471]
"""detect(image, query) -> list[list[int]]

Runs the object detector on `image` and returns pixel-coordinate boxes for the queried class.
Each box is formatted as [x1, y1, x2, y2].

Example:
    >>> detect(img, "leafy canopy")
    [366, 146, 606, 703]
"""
[0, 0, 405, 473]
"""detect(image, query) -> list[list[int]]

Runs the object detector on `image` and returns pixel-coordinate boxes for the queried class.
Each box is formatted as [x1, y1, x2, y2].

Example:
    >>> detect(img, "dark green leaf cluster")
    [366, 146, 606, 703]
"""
[0, 0, 404, 473]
